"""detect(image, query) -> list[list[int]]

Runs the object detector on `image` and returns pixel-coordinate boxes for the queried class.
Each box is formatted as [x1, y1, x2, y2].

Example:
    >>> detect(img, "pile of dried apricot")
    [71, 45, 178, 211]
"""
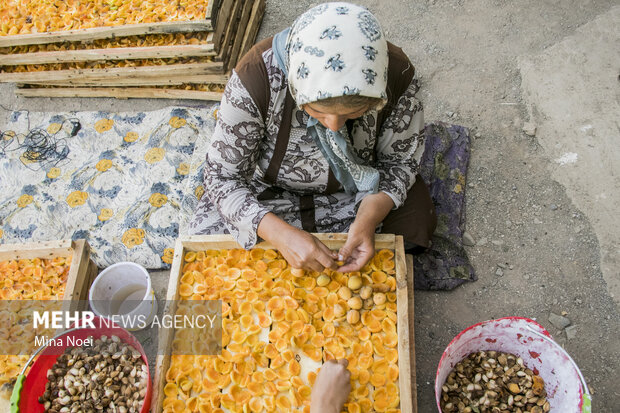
[0, 0, 211, 36]
[163, 248, 401, 413]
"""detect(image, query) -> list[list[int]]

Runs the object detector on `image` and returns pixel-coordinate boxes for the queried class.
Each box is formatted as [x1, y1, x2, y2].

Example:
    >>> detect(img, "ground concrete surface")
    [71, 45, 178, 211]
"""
[1, 0, 619, 411]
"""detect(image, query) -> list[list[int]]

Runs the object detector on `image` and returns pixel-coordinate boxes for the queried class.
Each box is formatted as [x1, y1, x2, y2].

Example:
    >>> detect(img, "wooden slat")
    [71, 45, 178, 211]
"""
[0, 238, 96, 305]
[212, 0, 236, 50]
[178, 233, 397, 251]
[0, 20, 216, 48]
[20, 74, 229, 87]
[406, 254, 418, 412]
[395, 236, 414, 413]
[238, 0, 266, 62]
[0, 239, 73, 260]
[215, 0, 244, 62]
[16, 87, 223, 101]
[152, 238, 186, 413]
[0, 62, 224, 83]
[0, 44, 216, 66]
[225, 0, 257, 70]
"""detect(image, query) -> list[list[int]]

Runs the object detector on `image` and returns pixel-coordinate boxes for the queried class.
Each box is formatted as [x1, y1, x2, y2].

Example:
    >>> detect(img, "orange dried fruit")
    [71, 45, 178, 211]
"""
[231, 330, 247, 344]
[388, 363, 399, 382]
[248, 396, 263, 412]
[386, 383, 400, 408]
[348, 402, 362, 413]
[385, 348, 399, 363]
[239, 314, 254, 329]
[276, 394, 292, 409]
[271, 354, 286, 369]
[239, 301, 253, 315]
[271, 308, 286, 321]
[370, 372, 387, 387]
[358, 369, 370, 385]
[257, 312, 272, 328]
[314, 286, 329, 297]
[299, 385, 312, 400]
[288, 359, 301, 376]
[303, 345, 322, 362]
[267, 296, 284, 311]
[358, 327, 371, 341]
[308, 371, 318, 386]
[384, 331, 398, 347]
[359, 399, 373, 412]
[358, 355, 373, 370]
[276, 380, 291, 392]
[230, 384, 251, 404]
[322, 322, 335, 337]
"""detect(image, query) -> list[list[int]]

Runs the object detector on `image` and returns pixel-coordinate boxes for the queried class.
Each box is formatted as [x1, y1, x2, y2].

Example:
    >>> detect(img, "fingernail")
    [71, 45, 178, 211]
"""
[338, 254, 343, 261]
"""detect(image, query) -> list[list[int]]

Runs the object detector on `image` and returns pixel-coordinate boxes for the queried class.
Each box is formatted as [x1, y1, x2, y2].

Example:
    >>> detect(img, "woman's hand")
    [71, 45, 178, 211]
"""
[338, 192, 395, 272]
[338, 223, 375, 272]
[257, 213, 337, 272]
[310, 359, 351, 413]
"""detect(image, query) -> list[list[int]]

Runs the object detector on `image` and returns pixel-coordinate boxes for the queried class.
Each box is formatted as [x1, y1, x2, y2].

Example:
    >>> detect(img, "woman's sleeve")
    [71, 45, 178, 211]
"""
[203, 71, 272, 248]
[374, 78, 425, 209]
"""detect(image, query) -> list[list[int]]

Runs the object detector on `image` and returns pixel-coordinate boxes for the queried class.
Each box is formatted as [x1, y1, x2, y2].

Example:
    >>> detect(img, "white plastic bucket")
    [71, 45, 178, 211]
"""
[88, 262, 157, 331]
[435, 317, 591, 412]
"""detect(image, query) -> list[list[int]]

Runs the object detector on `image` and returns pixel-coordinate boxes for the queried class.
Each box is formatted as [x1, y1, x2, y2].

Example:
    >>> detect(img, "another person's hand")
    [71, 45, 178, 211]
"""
[310, 359, 351, 413]
[337, 222, 375, 272]
[258, 213, 337, 272]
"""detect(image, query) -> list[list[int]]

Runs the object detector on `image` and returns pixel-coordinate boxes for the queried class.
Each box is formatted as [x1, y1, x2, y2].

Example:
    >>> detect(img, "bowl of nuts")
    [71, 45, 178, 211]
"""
[11, 316, 151, 413]
[435, 317, 591, 413]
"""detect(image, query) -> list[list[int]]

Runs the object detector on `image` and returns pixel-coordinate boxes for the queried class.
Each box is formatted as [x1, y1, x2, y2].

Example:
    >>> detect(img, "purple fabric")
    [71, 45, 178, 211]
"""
[413, 122, 477, 290]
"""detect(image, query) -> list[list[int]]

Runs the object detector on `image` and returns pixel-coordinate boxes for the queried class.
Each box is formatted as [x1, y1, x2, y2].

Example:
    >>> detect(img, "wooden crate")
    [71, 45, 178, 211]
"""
[0, 0, 221, 48]
[152, 233, 416, 412]
[0, 239, 98, 309]
[9, 0, 266, 101]
[0, 239, 98, 408]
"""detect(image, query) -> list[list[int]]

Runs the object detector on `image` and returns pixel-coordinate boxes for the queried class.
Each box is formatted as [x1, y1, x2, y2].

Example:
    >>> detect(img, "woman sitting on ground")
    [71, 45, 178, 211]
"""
[190, 2, 436, 273]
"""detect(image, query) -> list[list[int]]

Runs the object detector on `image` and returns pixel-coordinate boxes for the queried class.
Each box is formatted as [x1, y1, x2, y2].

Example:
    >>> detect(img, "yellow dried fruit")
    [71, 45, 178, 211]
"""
[347, 296, 363, 310]
[373, 292, 387, 305]
[338, 286, 352, 300]
[359, 285, 373, 300]
[347, 275, 362, 290]
[316, 274, 330, 287]
[346, 309, 360, 324]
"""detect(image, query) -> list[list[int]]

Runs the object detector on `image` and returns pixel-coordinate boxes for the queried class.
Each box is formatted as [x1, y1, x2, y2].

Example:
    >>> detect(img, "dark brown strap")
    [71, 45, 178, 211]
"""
[264, 90, 294, 185]
[299, 195, 317, 232]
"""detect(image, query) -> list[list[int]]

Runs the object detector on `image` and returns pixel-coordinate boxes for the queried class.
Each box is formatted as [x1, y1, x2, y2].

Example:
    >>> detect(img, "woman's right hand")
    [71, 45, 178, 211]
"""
[257, 213, 338, 272]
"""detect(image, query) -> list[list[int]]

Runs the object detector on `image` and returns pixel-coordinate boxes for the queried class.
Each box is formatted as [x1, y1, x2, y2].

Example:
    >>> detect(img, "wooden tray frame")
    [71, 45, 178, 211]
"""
[0, 239, 98, 406]
[0, 0, 220, 48]
[151, 233, 416, 413]
[11, 0, 265, 101]
[0, 239, 98, 310]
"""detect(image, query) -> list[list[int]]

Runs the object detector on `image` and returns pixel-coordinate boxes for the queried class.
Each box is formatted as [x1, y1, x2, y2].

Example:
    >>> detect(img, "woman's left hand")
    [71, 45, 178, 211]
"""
[337, 223, 375, 272]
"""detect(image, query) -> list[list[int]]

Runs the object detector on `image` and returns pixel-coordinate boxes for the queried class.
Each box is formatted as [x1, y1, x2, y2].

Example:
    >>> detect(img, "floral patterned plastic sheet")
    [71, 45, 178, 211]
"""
[0, 106, 218, 268]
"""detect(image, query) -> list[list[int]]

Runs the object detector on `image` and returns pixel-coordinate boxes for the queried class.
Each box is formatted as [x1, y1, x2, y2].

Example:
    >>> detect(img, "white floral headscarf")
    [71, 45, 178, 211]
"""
[285, 2, 389, 107]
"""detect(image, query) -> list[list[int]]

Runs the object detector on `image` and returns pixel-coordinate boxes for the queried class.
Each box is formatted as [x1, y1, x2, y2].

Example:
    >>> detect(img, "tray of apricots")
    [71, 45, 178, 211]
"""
[153, 233, 416, 413]
[0, 239, 98, 409]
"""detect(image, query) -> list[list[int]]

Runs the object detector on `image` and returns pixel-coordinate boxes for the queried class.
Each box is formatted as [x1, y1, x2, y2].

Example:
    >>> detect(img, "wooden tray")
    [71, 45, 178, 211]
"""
[0, 239, 98, 407]
[0, 0, 221, 48]
[152, 233, 416, 412]
[0, 239, 98, 310]
[9, 0, 266, 101]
